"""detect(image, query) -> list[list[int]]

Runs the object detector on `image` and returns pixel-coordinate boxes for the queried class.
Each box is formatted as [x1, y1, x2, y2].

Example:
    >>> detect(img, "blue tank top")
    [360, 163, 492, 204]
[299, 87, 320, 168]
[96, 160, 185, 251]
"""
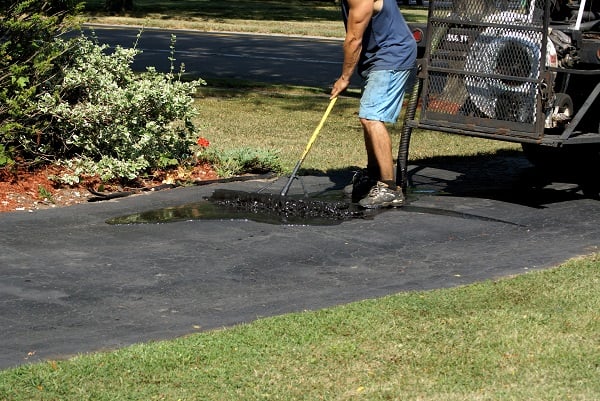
[342, 0, 417, 76]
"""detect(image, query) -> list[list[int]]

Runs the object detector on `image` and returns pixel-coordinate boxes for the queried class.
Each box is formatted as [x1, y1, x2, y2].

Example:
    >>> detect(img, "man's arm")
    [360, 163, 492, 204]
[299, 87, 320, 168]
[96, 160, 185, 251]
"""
[330, 0, 374, 99]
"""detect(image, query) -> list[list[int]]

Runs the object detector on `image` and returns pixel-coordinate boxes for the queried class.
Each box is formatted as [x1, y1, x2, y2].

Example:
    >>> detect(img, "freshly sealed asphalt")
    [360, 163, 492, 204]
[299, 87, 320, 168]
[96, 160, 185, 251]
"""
[1, 153, 600, 369]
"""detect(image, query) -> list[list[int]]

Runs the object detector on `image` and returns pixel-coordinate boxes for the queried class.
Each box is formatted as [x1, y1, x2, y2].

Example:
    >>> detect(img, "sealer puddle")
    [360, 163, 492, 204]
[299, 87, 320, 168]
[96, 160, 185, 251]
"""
[107, 189, 521, 226]
[107, 190, 383, 226]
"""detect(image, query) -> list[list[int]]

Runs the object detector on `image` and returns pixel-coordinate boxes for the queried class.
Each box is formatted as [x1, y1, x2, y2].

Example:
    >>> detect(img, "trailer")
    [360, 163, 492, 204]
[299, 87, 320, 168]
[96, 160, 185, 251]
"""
[400, 0, 600, 195]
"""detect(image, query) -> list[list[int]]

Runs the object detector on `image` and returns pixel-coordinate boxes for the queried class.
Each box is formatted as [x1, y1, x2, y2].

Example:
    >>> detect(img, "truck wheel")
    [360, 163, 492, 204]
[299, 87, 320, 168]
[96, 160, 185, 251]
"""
[522, 93, 590, 169]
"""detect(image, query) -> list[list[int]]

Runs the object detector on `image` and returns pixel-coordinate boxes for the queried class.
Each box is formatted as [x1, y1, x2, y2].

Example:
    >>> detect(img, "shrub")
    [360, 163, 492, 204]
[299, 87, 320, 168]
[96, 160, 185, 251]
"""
[36, 34, 205, 182]
[0, 0, 82, 163]
[2, 1, 282, 183]
[2, 2, 206, 182]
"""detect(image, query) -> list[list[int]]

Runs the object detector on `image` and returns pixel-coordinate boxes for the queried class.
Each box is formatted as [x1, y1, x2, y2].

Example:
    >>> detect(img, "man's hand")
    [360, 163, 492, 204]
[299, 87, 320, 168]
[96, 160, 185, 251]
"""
[330, 76, 351, 99]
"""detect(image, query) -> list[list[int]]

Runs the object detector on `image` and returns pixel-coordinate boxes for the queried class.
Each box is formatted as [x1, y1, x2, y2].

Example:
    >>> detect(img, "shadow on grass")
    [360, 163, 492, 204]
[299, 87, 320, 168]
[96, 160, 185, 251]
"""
[85, 0, 342, 22]
[83, 0, 427, 23]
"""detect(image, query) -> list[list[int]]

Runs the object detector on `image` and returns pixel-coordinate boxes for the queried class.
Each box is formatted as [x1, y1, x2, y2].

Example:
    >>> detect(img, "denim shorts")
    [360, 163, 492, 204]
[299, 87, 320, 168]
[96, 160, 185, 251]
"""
[359, 68, 415, 123]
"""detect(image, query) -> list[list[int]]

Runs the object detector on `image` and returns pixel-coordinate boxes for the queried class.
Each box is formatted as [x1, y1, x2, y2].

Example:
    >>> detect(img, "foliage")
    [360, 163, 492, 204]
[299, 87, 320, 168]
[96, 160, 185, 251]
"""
[1, 2, 282, 182]
[0, 0, 82, 162]
[36, 184, 54, 203]
[0, 144, 13, 167]
[36, 34, 205, 182]
[1, 2, 208, 183]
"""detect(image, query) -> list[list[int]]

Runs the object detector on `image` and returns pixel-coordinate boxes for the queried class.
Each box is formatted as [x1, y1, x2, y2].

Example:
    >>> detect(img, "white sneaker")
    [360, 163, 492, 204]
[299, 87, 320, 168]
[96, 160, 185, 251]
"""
[358, 181, 405, 209]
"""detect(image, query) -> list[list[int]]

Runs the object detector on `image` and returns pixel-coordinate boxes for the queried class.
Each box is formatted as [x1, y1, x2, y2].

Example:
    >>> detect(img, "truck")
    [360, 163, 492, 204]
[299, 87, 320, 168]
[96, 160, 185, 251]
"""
[400, 0, 600, 196]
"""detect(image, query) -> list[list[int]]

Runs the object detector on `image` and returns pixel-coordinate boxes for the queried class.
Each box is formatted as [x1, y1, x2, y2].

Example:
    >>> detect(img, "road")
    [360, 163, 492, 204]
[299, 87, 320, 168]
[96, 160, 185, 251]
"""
[80, 25, 351, 88]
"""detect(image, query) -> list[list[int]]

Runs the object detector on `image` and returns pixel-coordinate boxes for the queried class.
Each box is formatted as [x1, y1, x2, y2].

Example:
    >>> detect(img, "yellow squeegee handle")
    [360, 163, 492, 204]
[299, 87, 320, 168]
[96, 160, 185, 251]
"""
[298, 96, 337, 162]
[280, 96, 338, 196]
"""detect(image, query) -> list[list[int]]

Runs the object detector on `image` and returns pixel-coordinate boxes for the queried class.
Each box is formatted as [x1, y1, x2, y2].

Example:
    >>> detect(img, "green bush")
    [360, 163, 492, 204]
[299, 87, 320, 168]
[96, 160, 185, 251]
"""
[2, 1, 206, 182]
[0, 0, 202, 181]
[2, 1, 282, 182]
[0, 0, 82, 162]
[37, 35, 205, 182]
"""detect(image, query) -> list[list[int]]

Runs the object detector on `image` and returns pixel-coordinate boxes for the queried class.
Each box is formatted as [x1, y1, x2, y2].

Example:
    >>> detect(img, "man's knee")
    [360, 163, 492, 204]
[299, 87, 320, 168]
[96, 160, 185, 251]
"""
[360, 117, 382, 129]
[360, 118, 387, 135]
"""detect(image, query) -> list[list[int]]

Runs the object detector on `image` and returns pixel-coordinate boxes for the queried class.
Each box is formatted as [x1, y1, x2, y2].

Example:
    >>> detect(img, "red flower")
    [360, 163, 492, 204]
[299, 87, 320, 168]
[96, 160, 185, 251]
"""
[196, 137, 210, 148]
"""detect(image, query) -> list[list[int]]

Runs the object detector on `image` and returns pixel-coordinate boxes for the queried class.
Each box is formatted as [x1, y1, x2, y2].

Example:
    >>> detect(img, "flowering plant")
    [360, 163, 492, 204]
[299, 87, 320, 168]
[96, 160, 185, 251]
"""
[196, 137, 210, 149]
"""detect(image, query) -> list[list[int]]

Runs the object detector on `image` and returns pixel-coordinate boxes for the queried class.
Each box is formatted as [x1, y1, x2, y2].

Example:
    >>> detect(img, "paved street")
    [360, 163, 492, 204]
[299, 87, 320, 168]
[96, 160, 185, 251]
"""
[81, 25, 352, 87]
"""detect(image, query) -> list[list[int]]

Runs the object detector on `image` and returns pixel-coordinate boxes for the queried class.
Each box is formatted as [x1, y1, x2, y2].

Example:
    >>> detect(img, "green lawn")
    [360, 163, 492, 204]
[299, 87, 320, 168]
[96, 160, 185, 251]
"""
[192, 86, 520, 174]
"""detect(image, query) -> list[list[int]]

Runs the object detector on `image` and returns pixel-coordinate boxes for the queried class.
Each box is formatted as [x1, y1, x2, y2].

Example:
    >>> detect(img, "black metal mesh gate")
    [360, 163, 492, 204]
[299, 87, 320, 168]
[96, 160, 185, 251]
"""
[420, 0, 551, 140]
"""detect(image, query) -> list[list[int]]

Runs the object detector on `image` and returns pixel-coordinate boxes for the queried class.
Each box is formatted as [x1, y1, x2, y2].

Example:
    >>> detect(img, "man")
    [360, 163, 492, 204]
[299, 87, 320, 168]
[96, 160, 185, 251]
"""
[331, 0, 417, 208]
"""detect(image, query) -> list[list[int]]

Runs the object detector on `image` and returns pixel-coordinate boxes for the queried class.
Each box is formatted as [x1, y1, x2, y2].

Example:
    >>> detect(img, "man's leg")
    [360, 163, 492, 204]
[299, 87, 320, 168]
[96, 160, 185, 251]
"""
[361, 118, 396, 188]
[354, 68, 413, 207]
[358, 117, 404, 208]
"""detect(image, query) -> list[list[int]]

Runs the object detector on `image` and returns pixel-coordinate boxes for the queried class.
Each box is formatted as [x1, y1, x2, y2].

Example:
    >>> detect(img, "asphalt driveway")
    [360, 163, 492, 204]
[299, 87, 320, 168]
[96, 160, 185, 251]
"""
[1, 153, 599, 369]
